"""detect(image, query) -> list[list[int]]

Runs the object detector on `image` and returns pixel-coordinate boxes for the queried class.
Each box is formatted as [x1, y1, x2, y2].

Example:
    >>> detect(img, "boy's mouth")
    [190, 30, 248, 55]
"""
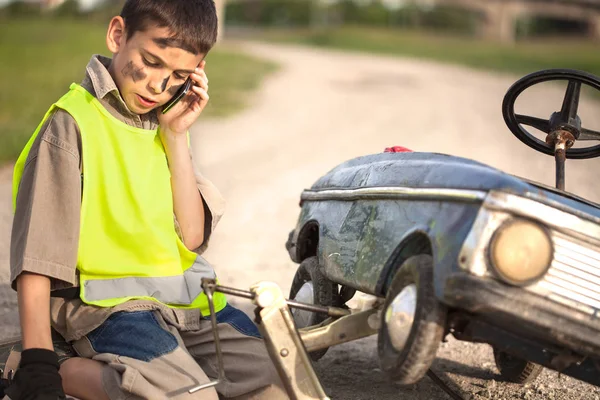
[136, 94, 158, 108]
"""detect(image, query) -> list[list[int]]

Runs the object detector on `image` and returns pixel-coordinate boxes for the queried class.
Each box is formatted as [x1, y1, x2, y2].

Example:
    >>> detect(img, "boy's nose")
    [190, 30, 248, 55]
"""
[149, 77, 169, 94]
[150, 82, 163, 94]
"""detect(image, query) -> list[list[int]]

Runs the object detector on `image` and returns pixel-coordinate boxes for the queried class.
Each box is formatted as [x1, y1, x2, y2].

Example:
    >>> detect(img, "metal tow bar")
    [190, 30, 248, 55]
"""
[187, 279, 351, 399]
[189, 279, 467, 400]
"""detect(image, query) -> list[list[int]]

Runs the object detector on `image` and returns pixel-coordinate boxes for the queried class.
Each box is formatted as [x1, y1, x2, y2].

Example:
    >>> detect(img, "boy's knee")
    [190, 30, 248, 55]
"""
[59, 357, 110, 400]
[222, 383, 289, 400]
[220, 335, 285, 398]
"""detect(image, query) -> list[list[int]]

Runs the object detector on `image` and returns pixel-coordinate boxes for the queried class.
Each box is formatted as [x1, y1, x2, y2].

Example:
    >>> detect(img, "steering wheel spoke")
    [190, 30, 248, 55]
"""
[560, 80, 581, 122]
[515, 114, 552, 133]
[580, 128, 600, 141]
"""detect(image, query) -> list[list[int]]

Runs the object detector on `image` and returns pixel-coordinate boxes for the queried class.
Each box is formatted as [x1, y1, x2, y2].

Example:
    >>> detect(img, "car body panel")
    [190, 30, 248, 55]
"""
[297, 198, 481, 299]
[291, 152, 600, 300]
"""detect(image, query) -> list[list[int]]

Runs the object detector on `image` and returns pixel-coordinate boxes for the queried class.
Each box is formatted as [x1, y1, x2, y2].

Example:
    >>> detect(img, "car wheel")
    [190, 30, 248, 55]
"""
[289, 256, 338, 361]
[493, 347, 544, 384]
[378, 254, 447, 385]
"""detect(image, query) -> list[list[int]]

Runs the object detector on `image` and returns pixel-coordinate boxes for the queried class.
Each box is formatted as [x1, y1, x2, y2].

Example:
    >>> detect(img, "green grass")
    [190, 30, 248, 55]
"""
[254, 26, 600, 77]
[0, 18, 277, 163]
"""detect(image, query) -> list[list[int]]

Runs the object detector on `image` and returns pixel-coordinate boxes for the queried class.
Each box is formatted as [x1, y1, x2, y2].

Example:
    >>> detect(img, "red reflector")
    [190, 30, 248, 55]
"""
[384, 146, 413, 153]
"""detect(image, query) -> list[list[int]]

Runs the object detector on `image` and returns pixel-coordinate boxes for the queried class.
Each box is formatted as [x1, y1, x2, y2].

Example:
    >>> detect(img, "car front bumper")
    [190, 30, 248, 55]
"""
[443, 273, 600, 357]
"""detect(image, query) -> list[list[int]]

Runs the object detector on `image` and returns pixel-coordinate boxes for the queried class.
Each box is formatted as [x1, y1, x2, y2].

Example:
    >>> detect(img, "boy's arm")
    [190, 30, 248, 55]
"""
[161, 132, 207, 250]
[17, 273, 52, 350]
[11, 109, 82, 342]
[173, 146, 226, 253]
[157, 61, 218, 251]
[9, 109, 81, 398]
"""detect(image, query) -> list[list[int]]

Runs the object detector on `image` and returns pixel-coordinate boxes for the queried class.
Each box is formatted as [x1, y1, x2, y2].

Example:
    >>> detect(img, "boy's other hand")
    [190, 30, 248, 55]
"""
[5, 349, 66, 400]
[158, 60, 209, 137]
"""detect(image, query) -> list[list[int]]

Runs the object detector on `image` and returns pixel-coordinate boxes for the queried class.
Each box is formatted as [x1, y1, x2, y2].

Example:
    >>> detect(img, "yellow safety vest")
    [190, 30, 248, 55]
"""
[13, 83, 227, 316]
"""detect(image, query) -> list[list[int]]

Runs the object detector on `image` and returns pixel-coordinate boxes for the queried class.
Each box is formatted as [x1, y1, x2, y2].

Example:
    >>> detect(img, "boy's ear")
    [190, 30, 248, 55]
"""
[106, 16, 126, 53]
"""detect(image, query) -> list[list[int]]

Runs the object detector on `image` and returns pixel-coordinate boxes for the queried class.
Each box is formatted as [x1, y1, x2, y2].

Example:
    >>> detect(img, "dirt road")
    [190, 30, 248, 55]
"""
[1, 41, 600, 399]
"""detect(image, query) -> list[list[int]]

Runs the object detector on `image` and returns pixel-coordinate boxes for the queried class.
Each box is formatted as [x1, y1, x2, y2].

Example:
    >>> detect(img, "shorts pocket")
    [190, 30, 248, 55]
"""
[86, 311, 179, 362]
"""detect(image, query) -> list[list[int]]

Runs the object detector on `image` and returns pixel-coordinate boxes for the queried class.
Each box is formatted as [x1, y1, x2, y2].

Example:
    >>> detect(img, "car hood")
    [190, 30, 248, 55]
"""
[308, 152, 600, 219]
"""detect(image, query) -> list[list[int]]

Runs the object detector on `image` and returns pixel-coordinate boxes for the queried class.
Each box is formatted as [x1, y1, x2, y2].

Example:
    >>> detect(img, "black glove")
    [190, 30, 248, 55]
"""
[4, 349, 66, 400]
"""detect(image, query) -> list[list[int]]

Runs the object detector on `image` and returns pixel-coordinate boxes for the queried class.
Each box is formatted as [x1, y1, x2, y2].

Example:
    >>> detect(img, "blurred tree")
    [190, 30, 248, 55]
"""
[226, 0, 311, 27]
[222, 0, 479, 35]
[0, 0, 43, 17]
[421, 5, 479, 34]
[515, 15, 588, 39]
[216, 0, 226, 41]
[52, 0, 80, 16]
[362, 1, 389, 25]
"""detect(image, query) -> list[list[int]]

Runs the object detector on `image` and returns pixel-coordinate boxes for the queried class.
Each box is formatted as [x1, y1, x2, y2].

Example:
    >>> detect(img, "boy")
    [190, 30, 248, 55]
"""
[4, 1, 285, 399]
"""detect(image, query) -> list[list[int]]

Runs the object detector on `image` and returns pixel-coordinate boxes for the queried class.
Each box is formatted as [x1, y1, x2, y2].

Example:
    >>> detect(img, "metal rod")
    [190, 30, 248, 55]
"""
[300, 309, 378, 352]
[555, 146, 566, 191]
[426, 370, 466, 400]
[214, 285, 255, 300]
[286, 300, 350, 318]
[189, 282, 225, 394]
[187, 380, 219, 393]
[208, 287, 225, 383]
[213, 284, 350, 317]
[325, 306, 350, 318]
[547, 130, 572, 192]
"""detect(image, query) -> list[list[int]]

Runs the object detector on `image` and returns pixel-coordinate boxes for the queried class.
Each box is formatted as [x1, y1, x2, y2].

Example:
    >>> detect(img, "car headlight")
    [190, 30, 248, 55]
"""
[489, 218, 553, 286]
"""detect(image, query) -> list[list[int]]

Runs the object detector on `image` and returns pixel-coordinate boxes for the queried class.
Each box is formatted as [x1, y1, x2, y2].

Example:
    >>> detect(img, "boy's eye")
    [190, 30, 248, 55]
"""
[174, 73, 188, 80]
[142, 57, 160, 68]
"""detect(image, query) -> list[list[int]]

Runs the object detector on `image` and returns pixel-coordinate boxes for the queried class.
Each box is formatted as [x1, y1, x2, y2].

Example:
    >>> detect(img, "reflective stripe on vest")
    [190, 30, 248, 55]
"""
[84, 256, 216, 305]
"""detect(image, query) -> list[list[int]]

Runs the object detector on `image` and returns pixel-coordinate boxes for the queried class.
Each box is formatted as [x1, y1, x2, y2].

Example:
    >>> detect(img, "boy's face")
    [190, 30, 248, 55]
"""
[106, 17, 205, 115]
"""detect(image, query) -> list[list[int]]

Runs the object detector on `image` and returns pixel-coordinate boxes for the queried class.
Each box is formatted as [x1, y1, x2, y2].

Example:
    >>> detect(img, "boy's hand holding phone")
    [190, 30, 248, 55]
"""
[158, 60, 209, 139]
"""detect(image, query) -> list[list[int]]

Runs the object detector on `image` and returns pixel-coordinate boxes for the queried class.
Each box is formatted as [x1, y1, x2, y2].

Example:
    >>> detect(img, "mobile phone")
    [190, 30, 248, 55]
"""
[162, 77, 193, 114]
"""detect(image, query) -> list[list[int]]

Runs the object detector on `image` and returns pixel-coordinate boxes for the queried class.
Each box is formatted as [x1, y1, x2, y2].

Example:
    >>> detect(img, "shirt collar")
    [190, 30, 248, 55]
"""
[85, 55, 123, 103]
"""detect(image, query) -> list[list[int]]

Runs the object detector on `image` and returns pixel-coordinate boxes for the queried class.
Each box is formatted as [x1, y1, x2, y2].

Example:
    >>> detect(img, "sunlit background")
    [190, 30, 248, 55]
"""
[1, 1, 600, 398]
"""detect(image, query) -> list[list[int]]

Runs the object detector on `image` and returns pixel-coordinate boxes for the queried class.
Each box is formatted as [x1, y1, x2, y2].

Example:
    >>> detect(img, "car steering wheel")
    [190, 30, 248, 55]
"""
[502, 69, 600, 159]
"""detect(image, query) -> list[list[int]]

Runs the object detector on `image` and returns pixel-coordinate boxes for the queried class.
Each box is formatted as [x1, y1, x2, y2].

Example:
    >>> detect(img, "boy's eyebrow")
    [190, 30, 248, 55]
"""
[143, 49, 196, 74]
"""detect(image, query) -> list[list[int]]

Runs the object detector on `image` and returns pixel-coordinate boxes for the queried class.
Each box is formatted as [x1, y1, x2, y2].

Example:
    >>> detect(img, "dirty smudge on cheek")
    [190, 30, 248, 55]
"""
[167, 83, 183, 96]
[121, 61, 147, 83]
[161, 77, 169, 92]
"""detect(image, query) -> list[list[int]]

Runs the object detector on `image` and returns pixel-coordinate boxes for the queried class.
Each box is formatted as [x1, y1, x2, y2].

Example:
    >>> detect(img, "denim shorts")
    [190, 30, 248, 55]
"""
[86, 304, 261, 362]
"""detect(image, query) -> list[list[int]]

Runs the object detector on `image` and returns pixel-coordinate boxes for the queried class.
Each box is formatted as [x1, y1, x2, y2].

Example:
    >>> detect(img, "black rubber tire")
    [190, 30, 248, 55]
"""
[289, 256, 338, 361]
[493, 347, 544, 384]
[378, 255, 447, 386]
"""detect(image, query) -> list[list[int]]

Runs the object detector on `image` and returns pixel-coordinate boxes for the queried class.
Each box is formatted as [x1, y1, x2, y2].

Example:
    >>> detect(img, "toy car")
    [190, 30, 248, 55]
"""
[285, 69, 600, 387]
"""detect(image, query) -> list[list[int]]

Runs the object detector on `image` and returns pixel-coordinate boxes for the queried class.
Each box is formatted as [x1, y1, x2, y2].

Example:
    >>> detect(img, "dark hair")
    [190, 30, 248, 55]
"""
[120, 0, 218, 55]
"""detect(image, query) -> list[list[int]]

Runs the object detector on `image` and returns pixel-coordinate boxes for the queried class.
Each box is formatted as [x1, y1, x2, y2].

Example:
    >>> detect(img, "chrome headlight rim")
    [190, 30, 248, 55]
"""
[487, 217, 554, 287]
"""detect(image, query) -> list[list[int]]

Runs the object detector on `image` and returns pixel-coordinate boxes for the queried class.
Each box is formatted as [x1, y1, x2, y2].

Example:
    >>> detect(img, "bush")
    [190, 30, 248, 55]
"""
[0, 0, 125, 22]
[51, 0, 80, 17]
[226, 0, 312, 27]
[419, 5, 479, 34]
[0, 0, 43, 18]
[516, 15, 588, 39]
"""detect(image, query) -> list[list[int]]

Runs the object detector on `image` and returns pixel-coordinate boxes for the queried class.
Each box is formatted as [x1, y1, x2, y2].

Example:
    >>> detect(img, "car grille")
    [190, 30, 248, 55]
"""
[527, 231, 600, 317]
